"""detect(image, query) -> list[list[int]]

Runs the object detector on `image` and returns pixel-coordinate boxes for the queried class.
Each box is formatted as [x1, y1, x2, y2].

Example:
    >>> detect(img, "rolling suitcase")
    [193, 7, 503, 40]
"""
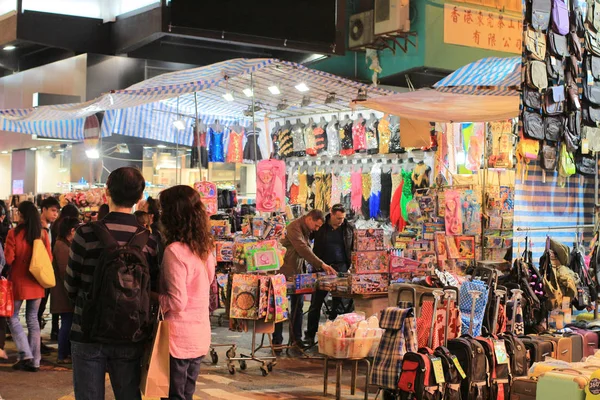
[521, 335, 555, 362]
[565, 332, 585, 362]
[571, 327, 599, 357]
[536, 369, 588, 400]
[509, 376, 537, 400]
[538, 334, 572, 362]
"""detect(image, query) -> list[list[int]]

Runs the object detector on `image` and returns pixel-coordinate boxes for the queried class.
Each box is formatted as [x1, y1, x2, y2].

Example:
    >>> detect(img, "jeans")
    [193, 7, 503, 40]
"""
[58, 312, 73, 360]
[273, 294, 304, 345]
[161, 355, 203, 400]
[8, 299, 41, 367]
[72, 341, 144, 400]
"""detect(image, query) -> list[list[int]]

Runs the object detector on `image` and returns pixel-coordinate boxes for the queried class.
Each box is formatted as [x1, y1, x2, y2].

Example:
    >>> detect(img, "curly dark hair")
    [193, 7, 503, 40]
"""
[159, 185, 213, 260]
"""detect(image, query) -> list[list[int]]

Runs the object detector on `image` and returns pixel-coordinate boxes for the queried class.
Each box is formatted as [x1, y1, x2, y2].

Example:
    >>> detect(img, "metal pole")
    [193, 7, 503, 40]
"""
[251, 73, 258, 165]
[481, 123, 488, 261]
[516, 225, 596, 231]
[194, 92, 202, 180]
[468, 290, 482, 336]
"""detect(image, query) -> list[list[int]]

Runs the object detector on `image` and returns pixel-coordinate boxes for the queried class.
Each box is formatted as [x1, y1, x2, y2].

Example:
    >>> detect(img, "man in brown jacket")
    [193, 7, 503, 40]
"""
[273, 210, 336, 346]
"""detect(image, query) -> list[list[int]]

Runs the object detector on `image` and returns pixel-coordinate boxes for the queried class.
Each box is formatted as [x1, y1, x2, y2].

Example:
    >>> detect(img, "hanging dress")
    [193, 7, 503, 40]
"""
[390, 177, 406, 231]
[306, 173, 315, 210]
[291, 125, 306, 157]
[366, 119, 379, 155]
[389, 120, 402, 153]
[191, 129, 208, 169]
[278, 128, 293, 159]
[305, 124, 318, 156]
[226, 128, 244, 163]
[380, 171, 393, 219]
[297, 172, 308, 208]
[326, 122, 341, 156]
[243, 129, 263, 162]
[208, 127, 225, 162]
[340, 170, 352, 212]
[361, 172, 371, 218]
[271, 126, 281, 159]
[289, 170, 300, 205]
[339, 122, 354, 156]
[314, 126, 327, 154]
[313, 171, 331, 212]
[330, 172, 342, 207]
[378, 118, 391, 155]
[400, 169, 413, 221]
[353, 119, 367, 152]
[350, 171, 362, 213]
[369, 165, 382, 219]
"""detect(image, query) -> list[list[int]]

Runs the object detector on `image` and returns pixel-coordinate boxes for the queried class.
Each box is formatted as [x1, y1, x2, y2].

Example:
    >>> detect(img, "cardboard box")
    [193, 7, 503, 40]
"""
[294, 273, 318, 294]
[349, 273, 389, 294]
[389, 255, 422, 274]
[353, 229, 385, 251]
[352, 251, 390, 274]
[215, 241, 234, 262]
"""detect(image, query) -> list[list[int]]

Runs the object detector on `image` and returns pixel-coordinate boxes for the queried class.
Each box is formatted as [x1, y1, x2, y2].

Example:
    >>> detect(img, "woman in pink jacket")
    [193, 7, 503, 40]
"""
[158, 185, 215, 400]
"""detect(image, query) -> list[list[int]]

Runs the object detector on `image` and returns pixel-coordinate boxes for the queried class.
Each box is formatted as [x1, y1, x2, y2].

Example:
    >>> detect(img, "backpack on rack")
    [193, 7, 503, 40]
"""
[447, 336, 489, 400]
[569, 244, 597, 310]
[558, 142, 576, 179]
[544, 115, 564, 141]
[540, 141, 559, 171]
[434, 346, 465, 400]
[475, 336, 509, 400]
[501, 332, 529, 378]
[565, 111, 581, 152]
[571, 0, 587, 36]
[526, 61, 549, 90]
[81, 222, 151, 343]
[575, 152, 597, 176]
[398, 348, 442, 400]
[552, 0, 570, 34]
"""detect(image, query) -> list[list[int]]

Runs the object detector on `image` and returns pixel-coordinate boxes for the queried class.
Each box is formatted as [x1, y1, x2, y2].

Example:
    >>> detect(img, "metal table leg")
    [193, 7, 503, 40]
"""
[362, 358, 372, 400]
[351, 360, 358, 395]
[324, 356, 329, 396]
[336, 360, 342, 400]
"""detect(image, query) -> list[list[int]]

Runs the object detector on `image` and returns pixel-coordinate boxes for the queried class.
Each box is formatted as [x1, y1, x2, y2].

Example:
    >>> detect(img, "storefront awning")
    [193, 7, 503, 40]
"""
[434, 56, 520, 96]
[358, 89, 519, 123]
[0, 58, 394, 143]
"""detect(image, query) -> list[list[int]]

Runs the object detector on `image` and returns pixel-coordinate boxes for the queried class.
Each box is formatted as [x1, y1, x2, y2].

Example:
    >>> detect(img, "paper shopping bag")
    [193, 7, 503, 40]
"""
[0, 277, 14, 317]
[140, 320, 170, 397]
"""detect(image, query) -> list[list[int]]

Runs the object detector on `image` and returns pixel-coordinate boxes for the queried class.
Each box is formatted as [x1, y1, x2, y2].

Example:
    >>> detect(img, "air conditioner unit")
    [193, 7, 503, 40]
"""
[374, 0, 410, 36]
[349, 10, 374, 49]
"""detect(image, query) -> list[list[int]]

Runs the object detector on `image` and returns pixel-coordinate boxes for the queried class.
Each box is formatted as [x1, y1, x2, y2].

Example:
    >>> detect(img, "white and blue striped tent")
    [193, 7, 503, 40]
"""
[0, 58, 394, 144]
[434, 56, 521, 96]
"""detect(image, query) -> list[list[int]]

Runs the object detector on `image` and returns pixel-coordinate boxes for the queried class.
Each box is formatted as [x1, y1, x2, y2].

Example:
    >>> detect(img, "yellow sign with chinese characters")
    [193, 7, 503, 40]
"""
[443, 4, 522, 54]
[453, 0, 522, 13]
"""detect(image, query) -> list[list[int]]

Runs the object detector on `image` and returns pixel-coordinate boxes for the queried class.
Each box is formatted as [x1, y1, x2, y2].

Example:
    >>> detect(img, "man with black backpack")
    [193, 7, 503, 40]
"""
[65, 167, 158, 400]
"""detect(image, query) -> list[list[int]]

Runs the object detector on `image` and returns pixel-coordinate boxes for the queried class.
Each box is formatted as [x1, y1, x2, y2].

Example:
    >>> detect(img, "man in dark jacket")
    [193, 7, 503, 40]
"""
[305, 204, 355, 347]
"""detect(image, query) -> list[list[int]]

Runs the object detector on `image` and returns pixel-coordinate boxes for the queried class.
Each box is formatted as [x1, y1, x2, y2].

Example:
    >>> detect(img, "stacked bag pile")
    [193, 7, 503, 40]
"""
[520, 0, 599, 180]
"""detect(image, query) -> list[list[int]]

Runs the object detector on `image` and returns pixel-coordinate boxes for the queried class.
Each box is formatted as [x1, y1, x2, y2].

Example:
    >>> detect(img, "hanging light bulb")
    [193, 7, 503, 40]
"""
[223, 91, 234, 102]
[173, 119, 186, 131]
[243, 88, 254, 97]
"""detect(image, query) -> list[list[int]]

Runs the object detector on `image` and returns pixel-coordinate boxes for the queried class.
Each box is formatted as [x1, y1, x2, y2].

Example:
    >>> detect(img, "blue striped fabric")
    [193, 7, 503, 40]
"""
[435, 57, 521, 96]
[0, 58, 393, 142]
[512, 162, 596, 263]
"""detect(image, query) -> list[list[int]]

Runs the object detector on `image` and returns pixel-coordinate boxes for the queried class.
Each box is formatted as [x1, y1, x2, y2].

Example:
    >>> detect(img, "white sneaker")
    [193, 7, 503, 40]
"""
[0, 349, 7, 359]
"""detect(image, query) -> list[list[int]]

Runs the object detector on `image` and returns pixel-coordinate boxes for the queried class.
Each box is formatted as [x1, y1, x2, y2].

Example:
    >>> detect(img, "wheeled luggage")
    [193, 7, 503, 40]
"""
[536, 368, 588, 400]
[509, 376, 537, 400]
[565, 331, 585, 362]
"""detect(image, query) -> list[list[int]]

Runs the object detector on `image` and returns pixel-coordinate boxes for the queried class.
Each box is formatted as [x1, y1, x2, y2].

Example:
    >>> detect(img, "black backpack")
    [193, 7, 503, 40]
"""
[82, 221, 151, 343]
[447, 336, 489, 400]
[434, 346, 464, 400]
[569, 246, 597, 309]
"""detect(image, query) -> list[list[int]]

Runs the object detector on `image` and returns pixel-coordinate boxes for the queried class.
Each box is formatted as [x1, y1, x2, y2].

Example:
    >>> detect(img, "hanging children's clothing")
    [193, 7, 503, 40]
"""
[352, 119, 367, 152]
[243, 129, 263, 162]
[256, 160, 286, 212]
[339, 121, 354, 156]
[306, 173, 315, 210]
[226, 128, 245, 163]
[208, 126, 225, 162]
[369, 165, 382, 219]
[350, 171, 362, 213]
[288, 170, 300, 205]
[326, 122, 340, 156]
[378, 118, 391, 154]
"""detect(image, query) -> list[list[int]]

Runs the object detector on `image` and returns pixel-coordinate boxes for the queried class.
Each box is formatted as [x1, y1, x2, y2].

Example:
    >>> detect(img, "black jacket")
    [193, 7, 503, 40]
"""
[313, 215, 355, 267]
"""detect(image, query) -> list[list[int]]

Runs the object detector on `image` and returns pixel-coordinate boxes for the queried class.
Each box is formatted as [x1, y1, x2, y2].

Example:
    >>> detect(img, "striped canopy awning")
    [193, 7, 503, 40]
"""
[0, 58, 393, 143]
[434, 56, 521, 96]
